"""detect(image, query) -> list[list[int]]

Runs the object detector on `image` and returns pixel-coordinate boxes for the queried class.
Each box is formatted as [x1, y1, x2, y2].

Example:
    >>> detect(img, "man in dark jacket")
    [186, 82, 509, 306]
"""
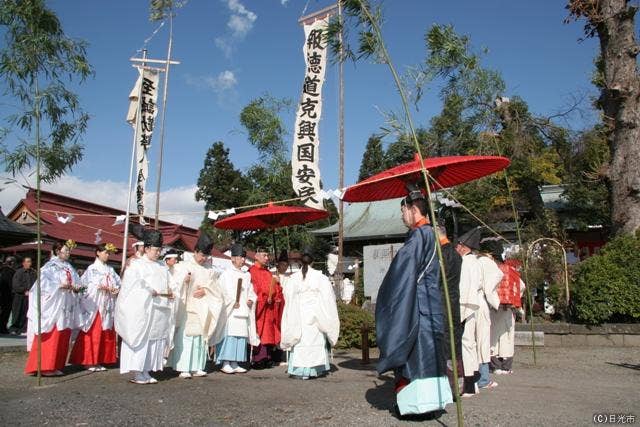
[9, 257, 36, 334]
[0, 257, 17, 334]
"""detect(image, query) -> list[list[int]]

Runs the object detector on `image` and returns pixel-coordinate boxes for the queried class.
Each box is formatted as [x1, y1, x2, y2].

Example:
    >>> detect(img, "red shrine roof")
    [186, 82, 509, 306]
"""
[2, 188, 227, 263]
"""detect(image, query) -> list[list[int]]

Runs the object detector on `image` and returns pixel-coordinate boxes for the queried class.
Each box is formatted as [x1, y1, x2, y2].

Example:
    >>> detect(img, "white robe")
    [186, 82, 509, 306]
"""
[77, 259, 121, 332]
[26, 257, 81, 350]
[491, 278, 525, 358]
[115, 256, 174, 373]
[476, 256, 503, 364]
[458, 254, 482, 376]
[173, 258, 223, 340]
[281, 267, 340, 368]
[212, 266, 259, 346]
[165, 263, 189, 352]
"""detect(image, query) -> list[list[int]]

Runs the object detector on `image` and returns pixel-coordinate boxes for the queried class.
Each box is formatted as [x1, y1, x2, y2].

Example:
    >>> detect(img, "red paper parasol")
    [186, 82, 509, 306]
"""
[214, 203, 329, 230]
[342, 154, 510, 202]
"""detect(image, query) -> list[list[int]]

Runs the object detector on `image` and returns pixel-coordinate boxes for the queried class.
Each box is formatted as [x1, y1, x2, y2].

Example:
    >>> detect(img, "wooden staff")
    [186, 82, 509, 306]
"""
[234, 278, 242, 309]
[268, 276, 276, 304]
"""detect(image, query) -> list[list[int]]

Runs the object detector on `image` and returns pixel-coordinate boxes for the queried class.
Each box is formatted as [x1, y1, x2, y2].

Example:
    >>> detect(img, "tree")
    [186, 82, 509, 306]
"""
[237, 95, 333, 257]
[195, 141, 247, 211]
[195, 141, 247, 245]
[0, 0, 92, 182]
[561, 126, 611, 229]
[148, 0, 186, 21]
[357, 134, 385, 180]
[0, 0, 92, 383]
[383, 127, 430, 168]
[567, 0, 640, 234]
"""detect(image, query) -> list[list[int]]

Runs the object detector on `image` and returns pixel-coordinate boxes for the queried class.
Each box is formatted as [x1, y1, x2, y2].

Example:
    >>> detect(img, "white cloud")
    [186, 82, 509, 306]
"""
[280, 0, 290, 5]
[185, 70, 239, 107]
[214, 37, 233, 58]
[0, 175, 206, 228]
[209, 70, 238, 91]
[215, 0, 257, 57]
[226, 0, 257, 37]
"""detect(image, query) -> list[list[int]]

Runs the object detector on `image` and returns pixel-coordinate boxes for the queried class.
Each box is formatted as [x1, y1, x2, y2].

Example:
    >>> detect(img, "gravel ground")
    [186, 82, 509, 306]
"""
[0, 346, 638, 426]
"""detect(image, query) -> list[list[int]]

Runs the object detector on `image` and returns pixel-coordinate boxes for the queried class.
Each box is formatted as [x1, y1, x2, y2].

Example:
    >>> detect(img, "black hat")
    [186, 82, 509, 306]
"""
[485, 241, 504, 262]
[144, 230, 163, 248]
[129, 223, 146, 240]
[130, 223, 163, 248]
[277, 250, 289, 263]
[230, 243, 246, 257]
[195, 233, 214, 254]
[302, 246, 313, 258]
[456, 227, 481, 251]
[401, 182, 425, 206]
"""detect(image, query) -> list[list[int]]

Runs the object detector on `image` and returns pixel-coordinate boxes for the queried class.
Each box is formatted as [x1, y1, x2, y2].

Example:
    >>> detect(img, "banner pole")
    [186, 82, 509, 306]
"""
[122, 50, 147, 274]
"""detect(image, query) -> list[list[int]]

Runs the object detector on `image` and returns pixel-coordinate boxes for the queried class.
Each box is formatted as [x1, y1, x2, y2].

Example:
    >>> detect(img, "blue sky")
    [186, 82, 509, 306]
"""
[0, 0, 603, 226]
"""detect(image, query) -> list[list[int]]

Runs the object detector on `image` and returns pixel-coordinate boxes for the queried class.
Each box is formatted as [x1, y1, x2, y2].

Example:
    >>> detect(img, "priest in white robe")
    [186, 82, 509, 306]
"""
[25, 240, 82, 376]
[281, 248, 339, 380]
[212, 244, 259, 374]
[115, 228, 174, 384]
[455, 228, 483, 396]
[476, 252, 503, 389]
[163, 249, 187, 356]
[167, 234, 223, 379]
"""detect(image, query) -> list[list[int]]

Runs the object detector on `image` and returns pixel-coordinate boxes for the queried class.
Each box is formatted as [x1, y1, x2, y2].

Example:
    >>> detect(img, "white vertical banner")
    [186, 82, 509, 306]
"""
[291, 18, 329, 210]
[127, 68, 160, 218]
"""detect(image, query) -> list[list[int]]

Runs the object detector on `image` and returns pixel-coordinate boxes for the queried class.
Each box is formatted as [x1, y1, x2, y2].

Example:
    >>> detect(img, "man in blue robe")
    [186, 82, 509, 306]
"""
[375, 185, 453, 417]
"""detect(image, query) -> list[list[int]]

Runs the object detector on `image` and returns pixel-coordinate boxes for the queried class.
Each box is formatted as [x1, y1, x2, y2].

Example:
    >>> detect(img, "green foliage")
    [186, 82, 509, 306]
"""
[358, 134, 385, 181]
[195, 141, 247, 211]
[336, 302, 376, 349]
[571, 233, 640, 324]
[149, 0, 186, 21]
[195, 141, 248, 246]
[195, 95, 337, 262]
[0, 0, 92, 182]
[561, 127, 610, 229]
[239, 95, 291, 159]
[383, 128, 429, 167]
[326, 0, 385, 63]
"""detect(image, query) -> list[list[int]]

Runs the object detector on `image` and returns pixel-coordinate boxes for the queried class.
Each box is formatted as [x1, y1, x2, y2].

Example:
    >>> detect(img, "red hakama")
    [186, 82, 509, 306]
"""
[69, 313, 117, 366]
[24, 327, 72, 374]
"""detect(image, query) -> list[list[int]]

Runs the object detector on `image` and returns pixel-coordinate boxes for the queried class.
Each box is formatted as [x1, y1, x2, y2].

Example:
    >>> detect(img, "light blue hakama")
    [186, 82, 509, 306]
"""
[215, 336, 248, 363]
[169, 326, 207, 373]
[396, 376, 453, 415]
[287, 346, 330, 378]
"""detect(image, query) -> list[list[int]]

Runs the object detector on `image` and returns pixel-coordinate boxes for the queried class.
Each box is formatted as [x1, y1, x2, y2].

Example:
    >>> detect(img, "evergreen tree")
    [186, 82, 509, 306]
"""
[357, 134, 385, 181]
[384, 128, 429, 168]
[195, 141, 246, 211]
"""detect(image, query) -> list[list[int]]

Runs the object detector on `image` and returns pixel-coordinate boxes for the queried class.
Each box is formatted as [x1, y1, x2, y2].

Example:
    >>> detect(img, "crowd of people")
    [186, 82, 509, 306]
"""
[375, 184, 525, 418]
[17, 229, 340, 385]
[0, 255, 37, 336]
[4, 190, 526, 420]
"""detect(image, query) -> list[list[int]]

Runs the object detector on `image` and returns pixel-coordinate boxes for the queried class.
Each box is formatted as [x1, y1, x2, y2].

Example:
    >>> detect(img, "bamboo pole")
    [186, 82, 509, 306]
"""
[34, 75, 42, 386]
[154, 12, 176, 230]
[355, 2, 463, 424]
[337, 0, 346, 303]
